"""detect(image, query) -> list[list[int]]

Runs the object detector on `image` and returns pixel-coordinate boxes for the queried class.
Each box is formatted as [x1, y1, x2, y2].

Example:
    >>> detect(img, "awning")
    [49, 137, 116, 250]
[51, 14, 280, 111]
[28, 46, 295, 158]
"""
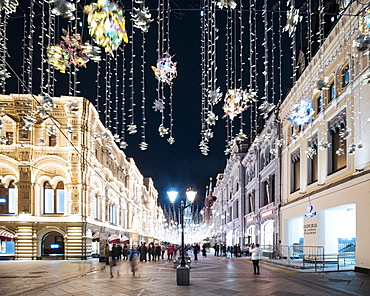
[0, 229, 15, 241]
[121, 235, 129, 244]
[108, 234, 120, 244]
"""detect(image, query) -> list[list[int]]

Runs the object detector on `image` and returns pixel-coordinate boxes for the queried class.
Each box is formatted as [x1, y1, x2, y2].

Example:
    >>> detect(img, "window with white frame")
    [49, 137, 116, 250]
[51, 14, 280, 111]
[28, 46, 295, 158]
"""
[0, 181, 16, 214]
[94, 195, 101, 220]
[291, 150, 300, 193]
[328, 81, 335, 103]
[109, 204, 117, 225]
[328, 115, 347, 174]
[44, 181, 65, 214]
[307, 138, 318, 185]
[341, 64, 350, 88]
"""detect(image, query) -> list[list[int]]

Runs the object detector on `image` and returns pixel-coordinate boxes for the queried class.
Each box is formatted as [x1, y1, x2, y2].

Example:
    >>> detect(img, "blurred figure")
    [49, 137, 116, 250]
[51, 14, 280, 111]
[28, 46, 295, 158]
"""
[250, 243, 262, 275]
[193, 243, 200, 261]
[104, 244, 109, 265]
[202, 243, 207, 257]
[130, 247, 139, 276]
[110, 244, 119, 278]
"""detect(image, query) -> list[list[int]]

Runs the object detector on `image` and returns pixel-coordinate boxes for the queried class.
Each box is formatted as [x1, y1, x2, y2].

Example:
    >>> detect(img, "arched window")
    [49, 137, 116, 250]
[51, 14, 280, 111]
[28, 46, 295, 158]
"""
[0, 181, 16, 214]
[44, 181, 65, 214]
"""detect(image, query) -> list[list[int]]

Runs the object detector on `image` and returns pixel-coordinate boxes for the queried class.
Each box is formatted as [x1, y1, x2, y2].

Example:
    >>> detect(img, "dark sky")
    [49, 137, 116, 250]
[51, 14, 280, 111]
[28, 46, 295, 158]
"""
[3, 0, 326, 207]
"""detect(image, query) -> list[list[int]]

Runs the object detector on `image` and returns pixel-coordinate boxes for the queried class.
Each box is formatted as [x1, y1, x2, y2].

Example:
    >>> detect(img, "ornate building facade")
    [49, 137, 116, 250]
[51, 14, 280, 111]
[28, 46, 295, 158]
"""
[0, 94, 164, 259]
[212, 1, 370, 273]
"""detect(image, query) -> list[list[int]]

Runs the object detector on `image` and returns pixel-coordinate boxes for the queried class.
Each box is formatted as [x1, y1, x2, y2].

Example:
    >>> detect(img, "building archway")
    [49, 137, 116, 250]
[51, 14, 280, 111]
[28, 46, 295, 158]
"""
[261, 220, 274, 246]
[41, 231, 64, 259]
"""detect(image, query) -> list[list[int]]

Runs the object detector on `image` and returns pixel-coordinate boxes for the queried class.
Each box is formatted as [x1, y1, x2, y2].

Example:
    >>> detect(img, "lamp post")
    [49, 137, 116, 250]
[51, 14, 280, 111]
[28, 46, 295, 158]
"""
[167, 188, 197, 286]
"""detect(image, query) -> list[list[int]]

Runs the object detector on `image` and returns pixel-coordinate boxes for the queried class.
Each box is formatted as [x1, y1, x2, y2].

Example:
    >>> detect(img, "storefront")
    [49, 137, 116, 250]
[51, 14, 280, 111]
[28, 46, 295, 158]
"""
[0, 229, 15, 258]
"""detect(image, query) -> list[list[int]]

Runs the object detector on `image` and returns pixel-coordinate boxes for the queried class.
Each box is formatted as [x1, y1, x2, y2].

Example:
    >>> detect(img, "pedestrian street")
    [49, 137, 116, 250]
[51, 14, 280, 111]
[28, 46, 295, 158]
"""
[1, 252, 369, 296]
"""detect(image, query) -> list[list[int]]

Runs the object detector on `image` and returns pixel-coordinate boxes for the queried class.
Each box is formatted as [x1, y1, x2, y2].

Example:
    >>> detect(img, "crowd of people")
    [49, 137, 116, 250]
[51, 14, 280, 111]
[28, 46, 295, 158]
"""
[102, 242, 262, 277]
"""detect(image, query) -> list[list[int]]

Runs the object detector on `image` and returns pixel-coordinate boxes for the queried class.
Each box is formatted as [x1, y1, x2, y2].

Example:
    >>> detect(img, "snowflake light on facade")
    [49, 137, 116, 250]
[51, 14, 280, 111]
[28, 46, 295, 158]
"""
[139, 141, 148, 150]
[120, 141, 128, 149]
[84, 0, 129, 55]
[319, 141, 331, 150]
[222, 89, 256, 120]
[305, 147, 317, 159]
[152, 98, 165, 112]
[287, 98, 314, 126]
[167, 136, 175, 145]
[206, 111, 218, 126]
[127, 124, 137, 134]
[258, 101, 275, 119]
[151, 52, 177, 85]
[158, 124, 169, 137]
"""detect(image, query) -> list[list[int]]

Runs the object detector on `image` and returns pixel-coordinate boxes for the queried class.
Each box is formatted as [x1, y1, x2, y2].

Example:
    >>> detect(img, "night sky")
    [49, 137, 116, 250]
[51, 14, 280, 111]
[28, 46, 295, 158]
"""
[3, 0, 325, 207]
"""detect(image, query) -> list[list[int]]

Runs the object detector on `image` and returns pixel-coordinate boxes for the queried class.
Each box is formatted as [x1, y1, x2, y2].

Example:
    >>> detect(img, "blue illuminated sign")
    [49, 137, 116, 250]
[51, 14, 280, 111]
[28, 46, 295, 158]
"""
[50, 244, 60, 249]
[304, 205, 316, 218]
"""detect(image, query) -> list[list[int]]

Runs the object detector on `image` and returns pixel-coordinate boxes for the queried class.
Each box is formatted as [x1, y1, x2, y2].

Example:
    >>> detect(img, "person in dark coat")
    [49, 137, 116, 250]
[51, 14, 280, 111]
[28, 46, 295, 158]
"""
[139, 242, 147, 262]
[193, 243, 200, 260]
[202, 243, 207, 257]
[117, 244, 122, 260]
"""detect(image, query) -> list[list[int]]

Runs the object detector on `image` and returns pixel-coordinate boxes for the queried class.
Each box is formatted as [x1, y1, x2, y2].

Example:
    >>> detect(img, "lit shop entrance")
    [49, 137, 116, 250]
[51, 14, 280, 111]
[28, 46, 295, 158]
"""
[320, 203, 356, 254]
[42, 231, 64, 258]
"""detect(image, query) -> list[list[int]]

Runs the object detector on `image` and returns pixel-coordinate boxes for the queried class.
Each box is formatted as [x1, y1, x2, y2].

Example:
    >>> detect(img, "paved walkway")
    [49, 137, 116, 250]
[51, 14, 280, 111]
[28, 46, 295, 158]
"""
[0, 254, 370, 295]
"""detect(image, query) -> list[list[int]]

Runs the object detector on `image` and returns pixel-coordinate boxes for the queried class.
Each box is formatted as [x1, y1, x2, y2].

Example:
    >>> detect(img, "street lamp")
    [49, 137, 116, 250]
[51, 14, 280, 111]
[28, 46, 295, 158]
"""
[167, 188, 197, 286]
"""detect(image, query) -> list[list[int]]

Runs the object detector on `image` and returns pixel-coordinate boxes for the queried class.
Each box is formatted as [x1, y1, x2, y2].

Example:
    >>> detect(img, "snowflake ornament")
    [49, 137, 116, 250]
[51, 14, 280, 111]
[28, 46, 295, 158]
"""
[259, 101, 275, 119]
[319, 141, 331, 150]
[316, 79, 328, 90]
[270, 148, 277, 156]
[131, 6, 153, 33]
[22, 114, 37, 130]
[167, 136, 175, 145]
[120, 141, 128, 149]
[235, 130, 247, 142]
[84, 42, 102, 62]
[0, 135, 8, 144]
[139, 141, 148, 150]
[208, 87, 223, 105]
[39, 138, 45, 144]
[283, 5, 302, 37]
[127, 124, 137, 134]
[158, 124, 169, 137]
[348, 144, 357, 155]
[49, 0, 76, 20]
[84, 0, 129, 55]
[276, 139, 285, 147]
[199, 140, 209, 156]
[305, 147, 317, 159]
[151, 52, 177, 85]
[216, 0, 237, 9]
[206, 111, 218, 126]
[287, 98, 314, 126]
[152, 98, 165, 112]
[339, 127, 351, 140]
[223, 89, 256, 120]
[336, 148, 345, 156]
[203, 129, 213, 141]
[113, 134, 120, 142]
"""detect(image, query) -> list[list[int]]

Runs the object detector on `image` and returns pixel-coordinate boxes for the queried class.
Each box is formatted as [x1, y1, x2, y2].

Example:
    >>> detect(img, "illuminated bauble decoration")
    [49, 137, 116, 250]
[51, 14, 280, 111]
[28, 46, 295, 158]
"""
[69, 102, 79, 113]
[222, 89, 256, 120]
[235, 130, 247, 142]
[151, 52, 177, 85]
[287, 98, 314, 126]
[131, 6, 153, 33]
[0, 0, 18, 15]
[49, 0, 76, 20]
[283, 4, 302, 37]
[84, 0, 129, 55]
[47, 29, 91, 73]
[339, 127, 351, 140]
[305, 147, 317, 159]
[203, 129, 213, 141]
[216, 0, 236, 9]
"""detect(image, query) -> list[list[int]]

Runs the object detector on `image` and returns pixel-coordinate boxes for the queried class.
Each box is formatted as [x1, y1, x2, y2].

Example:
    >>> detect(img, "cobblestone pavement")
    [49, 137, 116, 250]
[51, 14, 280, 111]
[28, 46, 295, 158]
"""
[1, 254, 369, 296]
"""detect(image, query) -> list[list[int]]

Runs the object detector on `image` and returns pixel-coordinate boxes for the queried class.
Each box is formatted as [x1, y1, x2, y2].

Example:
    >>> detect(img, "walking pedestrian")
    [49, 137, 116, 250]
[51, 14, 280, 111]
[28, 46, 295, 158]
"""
[104, 244, 110, 266]
[109, 244, 120, 278]
[250, 243, 262, 275]
[193, 243, 200, 261]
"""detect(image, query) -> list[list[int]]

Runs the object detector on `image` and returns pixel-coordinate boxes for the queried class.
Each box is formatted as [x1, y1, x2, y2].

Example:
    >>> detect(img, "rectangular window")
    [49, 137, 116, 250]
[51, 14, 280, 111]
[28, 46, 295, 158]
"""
[94, 196, 100, 220]
[307, 147, 318, 185]
[328, 83, 335, 102]
[291, 152, 300, 193]
[8, 188, 15, 214]
[331, 131, 347, 173]
[316, 96, 322, 114]
[6, 132, 14, 145]
[342, 65, 350, 87]
[49, 135, 56, 147]
[44, 188, 54, 213]
[56, 189, 64, 213]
